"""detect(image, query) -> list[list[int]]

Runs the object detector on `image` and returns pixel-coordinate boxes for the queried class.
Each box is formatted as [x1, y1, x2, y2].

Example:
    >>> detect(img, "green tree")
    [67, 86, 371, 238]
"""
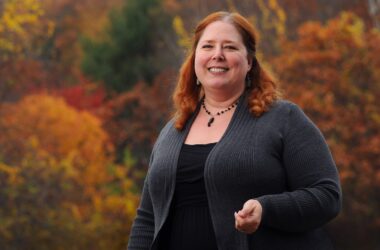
[81, 0, 177, 92]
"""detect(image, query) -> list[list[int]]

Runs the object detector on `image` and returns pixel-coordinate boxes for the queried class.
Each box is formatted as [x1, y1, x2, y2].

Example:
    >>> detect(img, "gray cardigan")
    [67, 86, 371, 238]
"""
[127, 96, 342, 250]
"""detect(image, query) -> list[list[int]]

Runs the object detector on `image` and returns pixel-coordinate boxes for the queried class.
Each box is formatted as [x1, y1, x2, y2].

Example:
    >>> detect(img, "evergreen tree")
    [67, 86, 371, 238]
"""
[81, 0, 175, 92]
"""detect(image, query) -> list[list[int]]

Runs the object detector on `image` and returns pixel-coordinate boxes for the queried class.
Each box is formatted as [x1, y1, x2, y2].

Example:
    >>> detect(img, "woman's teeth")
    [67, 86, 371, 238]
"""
[209, 67, 228, 72]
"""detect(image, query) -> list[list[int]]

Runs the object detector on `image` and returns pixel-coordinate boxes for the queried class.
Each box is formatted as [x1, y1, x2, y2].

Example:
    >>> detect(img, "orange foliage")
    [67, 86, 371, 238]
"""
[0, 94, 138, 248]
[0, 94, 111, 190]
[272, 12, 380, 249]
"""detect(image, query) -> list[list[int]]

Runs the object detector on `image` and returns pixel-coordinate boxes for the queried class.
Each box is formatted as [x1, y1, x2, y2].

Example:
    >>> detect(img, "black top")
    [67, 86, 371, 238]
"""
[158, 143, 218, 250]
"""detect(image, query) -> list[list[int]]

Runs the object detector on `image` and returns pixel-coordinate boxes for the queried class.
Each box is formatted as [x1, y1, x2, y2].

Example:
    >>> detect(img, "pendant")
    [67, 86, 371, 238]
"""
[207, 117, 215, 127]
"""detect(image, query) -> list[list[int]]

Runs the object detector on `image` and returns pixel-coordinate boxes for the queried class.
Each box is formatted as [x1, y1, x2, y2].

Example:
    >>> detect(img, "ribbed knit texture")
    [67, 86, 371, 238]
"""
[158, 143, 218, 250]
[127, 94, 342, 250]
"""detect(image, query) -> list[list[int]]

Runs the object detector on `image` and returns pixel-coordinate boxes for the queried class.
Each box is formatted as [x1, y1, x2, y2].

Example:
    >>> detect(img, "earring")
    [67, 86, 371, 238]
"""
[245, 75, 252, 88]
[196, 79, 201, 85]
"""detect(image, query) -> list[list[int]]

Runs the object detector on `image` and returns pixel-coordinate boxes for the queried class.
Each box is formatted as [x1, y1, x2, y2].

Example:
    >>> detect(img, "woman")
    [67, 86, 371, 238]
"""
[128, 11, 342, 250]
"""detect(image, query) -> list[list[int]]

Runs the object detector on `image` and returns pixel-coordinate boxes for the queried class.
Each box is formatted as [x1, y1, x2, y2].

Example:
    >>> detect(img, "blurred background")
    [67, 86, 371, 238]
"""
[0, 0, 379, 249]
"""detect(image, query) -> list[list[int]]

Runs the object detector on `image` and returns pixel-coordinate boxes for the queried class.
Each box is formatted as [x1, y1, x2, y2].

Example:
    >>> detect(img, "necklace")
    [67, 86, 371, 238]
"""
[201, 97, 239, 127]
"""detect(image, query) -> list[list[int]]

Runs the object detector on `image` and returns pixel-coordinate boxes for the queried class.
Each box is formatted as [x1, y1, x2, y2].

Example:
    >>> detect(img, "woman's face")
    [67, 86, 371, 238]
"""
[194, 21, 252, 93]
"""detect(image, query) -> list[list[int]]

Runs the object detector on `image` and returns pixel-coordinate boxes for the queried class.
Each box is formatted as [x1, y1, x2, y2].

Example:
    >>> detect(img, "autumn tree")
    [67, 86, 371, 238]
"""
[0, 0, 53, 102]
[0, 0, 125, 104]
[98, 70, 175, 185]
[272, 12, 380, 250]
[40, 0, 123, 72]
[0, 94, 138, 249]
[0, 0, 50, 60]
[166, 0, 373, 57]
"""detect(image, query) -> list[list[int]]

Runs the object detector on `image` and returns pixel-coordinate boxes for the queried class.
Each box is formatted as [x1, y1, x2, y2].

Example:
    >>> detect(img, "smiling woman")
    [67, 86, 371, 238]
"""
[194, 21, 252, 96]
[127, 11, 342, 250]
[173, 11, 279, 133]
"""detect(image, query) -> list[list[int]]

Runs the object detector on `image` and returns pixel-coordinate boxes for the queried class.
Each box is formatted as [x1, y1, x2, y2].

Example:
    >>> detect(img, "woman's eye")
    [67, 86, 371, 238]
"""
[202, 44, 213, 49]
[224, 45, 237, 50]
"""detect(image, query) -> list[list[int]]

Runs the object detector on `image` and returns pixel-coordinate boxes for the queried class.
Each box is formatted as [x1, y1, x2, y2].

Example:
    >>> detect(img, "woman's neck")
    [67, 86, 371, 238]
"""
[203, 88, 244, 111]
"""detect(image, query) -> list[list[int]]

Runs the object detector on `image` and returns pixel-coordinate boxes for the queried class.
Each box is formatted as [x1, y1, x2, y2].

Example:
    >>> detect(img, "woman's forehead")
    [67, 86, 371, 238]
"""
[199, 21, 243, 42]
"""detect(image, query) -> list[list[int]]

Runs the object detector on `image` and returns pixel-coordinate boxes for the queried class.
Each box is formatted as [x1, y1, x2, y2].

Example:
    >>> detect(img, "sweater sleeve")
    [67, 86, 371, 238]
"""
[127, 153, 155, 249]
[257, 103, 342, 232]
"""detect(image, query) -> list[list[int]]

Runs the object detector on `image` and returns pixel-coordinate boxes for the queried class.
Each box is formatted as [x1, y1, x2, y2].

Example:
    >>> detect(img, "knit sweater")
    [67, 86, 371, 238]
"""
[127, 95, 342, 250]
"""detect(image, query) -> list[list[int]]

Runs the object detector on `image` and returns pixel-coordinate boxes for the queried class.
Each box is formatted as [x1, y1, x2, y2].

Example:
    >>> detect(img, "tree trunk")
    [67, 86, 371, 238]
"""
[368, 0, 380, 28]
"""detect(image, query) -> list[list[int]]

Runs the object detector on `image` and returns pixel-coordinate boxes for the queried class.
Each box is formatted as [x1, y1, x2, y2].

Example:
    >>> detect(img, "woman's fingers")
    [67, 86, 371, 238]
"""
[234, 211, 245, 227]
[238, 199, 256, 217]
[234, 199, 263, 234]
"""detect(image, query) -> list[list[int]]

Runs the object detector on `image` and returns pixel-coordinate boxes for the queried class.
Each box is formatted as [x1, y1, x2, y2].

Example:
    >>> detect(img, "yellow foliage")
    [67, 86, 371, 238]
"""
[0, 162, 21, 184]
[0, 94, 112, 192]
[0, 0, 51, 58]
[257, 0, 286, 37]
[0, 93, 139, 248]
[226, 0, 238, 13]
[337, 12, 365, 47]
[172, 15, 191, 49]
[125, 194, 139, 217]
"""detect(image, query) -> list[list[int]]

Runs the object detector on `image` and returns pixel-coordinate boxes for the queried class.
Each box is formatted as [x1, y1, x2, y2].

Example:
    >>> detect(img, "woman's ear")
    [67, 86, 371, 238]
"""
[247, 56, 253, 71]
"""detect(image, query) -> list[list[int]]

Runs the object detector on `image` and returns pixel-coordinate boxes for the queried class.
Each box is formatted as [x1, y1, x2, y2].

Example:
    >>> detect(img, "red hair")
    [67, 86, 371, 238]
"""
[173, 11, 280, 130]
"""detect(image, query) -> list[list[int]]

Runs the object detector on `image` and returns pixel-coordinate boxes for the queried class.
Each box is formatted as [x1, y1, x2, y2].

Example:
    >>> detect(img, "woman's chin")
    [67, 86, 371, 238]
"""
[203, 81, 230, 89]
[203, 81, 244, 93]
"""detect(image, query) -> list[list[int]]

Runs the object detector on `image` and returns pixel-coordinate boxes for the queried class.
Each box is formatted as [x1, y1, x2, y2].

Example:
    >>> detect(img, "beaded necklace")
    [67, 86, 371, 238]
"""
[201, 97, 239, 127]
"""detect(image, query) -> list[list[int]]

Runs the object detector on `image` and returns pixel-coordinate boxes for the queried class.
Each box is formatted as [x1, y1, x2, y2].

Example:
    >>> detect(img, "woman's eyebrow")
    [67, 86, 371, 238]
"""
[200, 39, 238, 44]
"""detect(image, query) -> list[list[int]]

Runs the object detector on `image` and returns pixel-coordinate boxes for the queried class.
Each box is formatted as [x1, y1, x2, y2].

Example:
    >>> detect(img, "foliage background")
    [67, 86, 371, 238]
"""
[0, 0, 379, 249]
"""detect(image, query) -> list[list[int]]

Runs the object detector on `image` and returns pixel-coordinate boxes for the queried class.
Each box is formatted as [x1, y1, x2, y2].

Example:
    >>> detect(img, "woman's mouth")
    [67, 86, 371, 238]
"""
[208, 67, 229, 73]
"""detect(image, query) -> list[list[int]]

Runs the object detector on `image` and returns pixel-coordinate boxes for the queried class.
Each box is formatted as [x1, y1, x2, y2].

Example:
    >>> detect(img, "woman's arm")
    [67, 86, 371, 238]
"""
[127, 154, 155, 250]
[256, 103, 342, 232]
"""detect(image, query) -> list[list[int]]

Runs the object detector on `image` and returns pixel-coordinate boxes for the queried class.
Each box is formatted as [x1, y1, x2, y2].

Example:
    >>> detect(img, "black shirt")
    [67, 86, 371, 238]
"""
[158, 143, 218, 250]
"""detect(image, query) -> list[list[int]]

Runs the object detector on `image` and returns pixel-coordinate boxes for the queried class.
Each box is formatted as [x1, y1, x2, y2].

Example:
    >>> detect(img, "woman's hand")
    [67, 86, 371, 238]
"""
[234, 199, 263, 234]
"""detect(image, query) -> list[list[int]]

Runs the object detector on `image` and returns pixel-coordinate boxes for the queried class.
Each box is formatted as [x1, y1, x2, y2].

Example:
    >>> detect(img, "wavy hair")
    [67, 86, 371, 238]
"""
[173, 11, 280, 130]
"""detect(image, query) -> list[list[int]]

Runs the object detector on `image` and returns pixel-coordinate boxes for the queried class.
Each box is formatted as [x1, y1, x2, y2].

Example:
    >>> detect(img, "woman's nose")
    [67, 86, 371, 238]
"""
[212, 47, 225, 61]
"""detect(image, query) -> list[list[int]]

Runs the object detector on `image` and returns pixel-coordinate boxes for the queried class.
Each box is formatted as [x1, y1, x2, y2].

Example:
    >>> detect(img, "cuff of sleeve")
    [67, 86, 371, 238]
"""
[256, 196, 271, 228]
